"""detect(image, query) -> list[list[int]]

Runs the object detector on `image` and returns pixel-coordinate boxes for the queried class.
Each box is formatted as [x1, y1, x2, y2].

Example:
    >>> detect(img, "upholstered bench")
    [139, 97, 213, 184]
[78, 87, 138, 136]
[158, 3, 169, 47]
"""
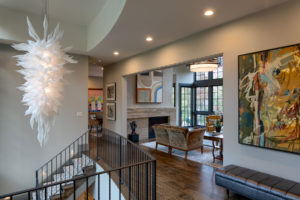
[215, 165, 300, 200]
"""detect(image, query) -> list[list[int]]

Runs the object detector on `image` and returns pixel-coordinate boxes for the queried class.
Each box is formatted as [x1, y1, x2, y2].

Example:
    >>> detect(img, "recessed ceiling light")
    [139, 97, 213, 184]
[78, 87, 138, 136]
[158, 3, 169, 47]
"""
[100, 66, 104, 71]
[146, 36, 153, 42]
[113, 51, 119, 56]
[204, 10, 214, 16]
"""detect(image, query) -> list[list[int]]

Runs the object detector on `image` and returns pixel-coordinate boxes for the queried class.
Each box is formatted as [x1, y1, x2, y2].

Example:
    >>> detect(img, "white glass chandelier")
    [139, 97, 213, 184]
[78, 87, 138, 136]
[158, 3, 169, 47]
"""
[12, 16, 77, 146]
[189, 63, 218, 72]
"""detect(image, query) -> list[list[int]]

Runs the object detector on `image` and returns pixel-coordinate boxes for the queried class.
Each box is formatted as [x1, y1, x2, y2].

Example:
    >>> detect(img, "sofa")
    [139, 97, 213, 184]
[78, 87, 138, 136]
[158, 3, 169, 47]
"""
[152, 124, 205, 159]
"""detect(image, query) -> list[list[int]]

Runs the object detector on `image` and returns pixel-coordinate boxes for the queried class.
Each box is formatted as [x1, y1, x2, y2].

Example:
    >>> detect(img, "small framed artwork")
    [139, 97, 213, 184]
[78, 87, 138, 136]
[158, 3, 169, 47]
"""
[106, 82, 116, 101]
[106, 102, 116, 121]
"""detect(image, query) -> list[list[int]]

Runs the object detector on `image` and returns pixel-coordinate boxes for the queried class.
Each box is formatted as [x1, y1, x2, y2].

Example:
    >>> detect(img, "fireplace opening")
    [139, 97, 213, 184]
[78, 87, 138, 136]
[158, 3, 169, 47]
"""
[148, 116, 169, 139]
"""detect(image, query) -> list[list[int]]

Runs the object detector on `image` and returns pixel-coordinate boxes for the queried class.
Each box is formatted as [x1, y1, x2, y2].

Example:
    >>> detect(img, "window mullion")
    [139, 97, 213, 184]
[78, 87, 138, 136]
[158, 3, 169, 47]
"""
[193, 85, 197, 126]
[208, 85, 213, 114]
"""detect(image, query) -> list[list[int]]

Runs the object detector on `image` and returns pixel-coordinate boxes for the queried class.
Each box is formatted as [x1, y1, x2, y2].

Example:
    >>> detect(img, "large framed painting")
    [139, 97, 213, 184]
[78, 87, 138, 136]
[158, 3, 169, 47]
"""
[106, 82, 116, 101]
[88, 89, 103, 112]
[238, 44, 300, 154]
[106, 102, 116, 121]
[137, 70, 163, 103]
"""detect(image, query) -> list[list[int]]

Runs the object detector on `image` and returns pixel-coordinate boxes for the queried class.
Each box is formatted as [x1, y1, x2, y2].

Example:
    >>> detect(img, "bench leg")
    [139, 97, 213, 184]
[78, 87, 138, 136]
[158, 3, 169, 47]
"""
[169, 147, 172, 155]
[185, 151, 188, 159]
[226, 189, 230, 199]
[155, 143, 158, 151]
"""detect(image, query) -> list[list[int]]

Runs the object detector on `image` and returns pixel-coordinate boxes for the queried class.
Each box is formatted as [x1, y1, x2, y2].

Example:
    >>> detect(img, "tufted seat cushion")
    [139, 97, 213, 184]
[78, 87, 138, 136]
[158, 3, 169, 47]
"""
[215, 165, 300, 200]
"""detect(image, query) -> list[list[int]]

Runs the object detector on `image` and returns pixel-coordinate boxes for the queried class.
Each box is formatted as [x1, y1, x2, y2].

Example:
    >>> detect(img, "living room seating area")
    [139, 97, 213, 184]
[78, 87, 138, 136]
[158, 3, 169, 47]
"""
[153, 124, 206, 159]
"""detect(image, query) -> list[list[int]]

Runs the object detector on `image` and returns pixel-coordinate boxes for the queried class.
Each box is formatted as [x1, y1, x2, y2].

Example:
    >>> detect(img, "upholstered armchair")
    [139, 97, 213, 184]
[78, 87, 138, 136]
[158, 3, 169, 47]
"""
[152, 124, 170, 153]
[167, 126, 205, 159]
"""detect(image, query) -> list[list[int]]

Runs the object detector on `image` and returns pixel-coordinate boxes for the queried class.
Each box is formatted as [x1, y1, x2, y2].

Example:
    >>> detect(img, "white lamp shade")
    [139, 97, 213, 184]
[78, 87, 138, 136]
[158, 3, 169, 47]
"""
[190, 63, 218, 72]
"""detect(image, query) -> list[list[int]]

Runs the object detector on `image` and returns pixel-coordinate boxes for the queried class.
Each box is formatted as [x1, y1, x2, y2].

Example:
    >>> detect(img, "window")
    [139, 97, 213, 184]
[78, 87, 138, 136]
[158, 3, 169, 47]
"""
[196, 87, 209, 111]
[213, 86, 223, 114]
[195, 71, 209, 81]
[179, 56, 223, 127]
[180, 86, 192, 126]
[213, 57, 223, 79]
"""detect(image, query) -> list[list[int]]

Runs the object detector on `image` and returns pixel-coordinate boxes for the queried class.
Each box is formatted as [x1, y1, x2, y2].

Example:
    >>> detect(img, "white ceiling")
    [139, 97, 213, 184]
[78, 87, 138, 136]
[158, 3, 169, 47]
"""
[0, 0, 108, 25]
[89, 0, 288, 65]
[0, 0, 289, 66]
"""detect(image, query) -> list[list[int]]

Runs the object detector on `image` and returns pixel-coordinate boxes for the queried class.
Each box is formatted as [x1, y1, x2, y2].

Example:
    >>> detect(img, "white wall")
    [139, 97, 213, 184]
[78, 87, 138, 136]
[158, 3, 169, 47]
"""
[88, 76, 103, 88]
[103, 0, 300, 181]
[0, 44, 88, 194]
[127, 68, 173, 109]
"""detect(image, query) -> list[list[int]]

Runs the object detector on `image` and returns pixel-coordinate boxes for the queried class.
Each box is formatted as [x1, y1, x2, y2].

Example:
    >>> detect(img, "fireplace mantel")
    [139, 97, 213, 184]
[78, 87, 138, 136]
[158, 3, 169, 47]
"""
[127, 107, 176, 140]
[127, 107, 176, 119]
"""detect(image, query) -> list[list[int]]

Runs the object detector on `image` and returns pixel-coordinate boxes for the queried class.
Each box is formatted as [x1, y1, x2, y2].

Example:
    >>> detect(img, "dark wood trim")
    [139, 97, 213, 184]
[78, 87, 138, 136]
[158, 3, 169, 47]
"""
[194, 79, 223, 87]
[173, 83, 176, 107]
[88, 88, 103, 90]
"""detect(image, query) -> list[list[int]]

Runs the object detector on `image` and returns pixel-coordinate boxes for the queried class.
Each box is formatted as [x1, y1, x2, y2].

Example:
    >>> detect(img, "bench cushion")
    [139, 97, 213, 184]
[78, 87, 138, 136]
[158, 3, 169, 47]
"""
[216, 165, 300, 200]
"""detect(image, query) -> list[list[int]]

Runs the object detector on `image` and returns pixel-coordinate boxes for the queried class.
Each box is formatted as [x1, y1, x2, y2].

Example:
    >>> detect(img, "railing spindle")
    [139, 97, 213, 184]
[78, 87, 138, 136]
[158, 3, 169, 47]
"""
[86, 177, 88, 200]
[129, 166, 131, 200]
[98, 174, 100, 200]
[109, 171, 111, 200]
[73, 180, 76, 200]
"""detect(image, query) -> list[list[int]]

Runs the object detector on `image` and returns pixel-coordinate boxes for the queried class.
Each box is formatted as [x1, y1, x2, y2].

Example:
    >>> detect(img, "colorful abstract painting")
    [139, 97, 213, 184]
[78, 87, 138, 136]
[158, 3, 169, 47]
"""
[238, 44, 300, 154]
[137, 70, 163, 103]
[88, 89, 103, 112]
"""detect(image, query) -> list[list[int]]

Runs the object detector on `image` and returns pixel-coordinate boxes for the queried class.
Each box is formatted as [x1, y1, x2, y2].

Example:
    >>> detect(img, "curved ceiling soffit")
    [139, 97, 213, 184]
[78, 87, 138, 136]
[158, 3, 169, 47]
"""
[88, 0, 136, 59]
[87, 0, 126, 52]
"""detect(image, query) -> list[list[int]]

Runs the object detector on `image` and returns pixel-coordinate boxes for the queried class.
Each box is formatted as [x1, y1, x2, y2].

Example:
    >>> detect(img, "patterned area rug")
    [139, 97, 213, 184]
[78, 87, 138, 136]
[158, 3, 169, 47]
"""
[141, 141, 223, 169]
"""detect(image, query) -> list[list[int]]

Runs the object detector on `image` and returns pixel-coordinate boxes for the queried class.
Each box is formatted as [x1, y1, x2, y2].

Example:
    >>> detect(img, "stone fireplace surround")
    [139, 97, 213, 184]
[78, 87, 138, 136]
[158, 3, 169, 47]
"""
[127, 108, 176, 140]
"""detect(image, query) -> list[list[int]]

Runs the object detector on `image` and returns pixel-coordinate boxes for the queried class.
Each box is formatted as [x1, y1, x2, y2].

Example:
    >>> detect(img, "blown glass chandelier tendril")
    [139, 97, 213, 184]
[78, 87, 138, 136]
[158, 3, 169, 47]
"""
[12, 16, 77, 146]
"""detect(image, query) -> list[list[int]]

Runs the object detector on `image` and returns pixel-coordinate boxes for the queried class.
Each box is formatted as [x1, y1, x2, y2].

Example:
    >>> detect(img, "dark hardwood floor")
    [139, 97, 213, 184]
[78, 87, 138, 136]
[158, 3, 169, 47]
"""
[139, 143, 248, 200]
[89, 133, 247, 200]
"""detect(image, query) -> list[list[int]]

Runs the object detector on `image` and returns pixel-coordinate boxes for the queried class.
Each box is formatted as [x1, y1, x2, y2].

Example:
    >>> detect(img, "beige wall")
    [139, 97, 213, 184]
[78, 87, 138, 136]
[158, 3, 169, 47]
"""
[0, 44, 88, 194]
[103, 0, 300, 182]
[88, 76, 103, 88]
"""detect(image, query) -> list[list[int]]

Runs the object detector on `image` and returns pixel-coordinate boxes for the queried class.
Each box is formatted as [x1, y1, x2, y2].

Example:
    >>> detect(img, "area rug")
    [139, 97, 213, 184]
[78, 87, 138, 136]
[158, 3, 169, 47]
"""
[141, 141, 223, 168]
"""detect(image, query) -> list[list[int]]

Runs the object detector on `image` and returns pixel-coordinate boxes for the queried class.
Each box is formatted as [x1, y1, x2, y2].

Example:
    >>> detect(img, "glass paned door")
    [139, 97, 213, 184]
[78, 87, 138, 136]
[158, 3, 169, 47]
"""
[180, 86, 192, 126]
[195, 86, 209, 126]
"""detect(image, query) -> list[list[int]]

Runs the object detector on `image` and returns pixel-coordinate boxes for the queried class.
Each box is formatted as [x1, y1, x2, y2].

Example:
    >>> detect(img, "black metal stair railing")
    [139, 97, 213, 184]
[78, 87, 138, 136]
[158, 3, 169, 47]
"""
[0, 128, 156, 200]
[35, 131, 92, 187]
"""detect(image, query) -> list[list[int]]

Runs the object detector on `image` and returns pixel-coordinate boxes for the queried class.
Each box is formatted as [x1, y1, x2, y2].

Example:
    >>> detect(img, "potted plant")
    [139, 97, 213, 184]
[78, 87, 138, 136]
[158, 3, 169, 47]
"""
[215, 120, 222, 133]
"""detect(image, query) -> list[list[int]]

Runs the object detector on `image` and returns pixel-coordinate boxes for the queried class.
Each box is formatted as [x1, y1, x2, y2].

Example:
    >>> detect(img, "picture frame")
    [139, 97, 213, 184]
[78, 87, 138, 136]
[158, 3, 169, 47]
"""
[238, 43, 300, 154]
[88, 88, 103, 112]
[136, 70, 163, 104]
[106, 82, 116, 101]
[106, 102, 116, 121]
